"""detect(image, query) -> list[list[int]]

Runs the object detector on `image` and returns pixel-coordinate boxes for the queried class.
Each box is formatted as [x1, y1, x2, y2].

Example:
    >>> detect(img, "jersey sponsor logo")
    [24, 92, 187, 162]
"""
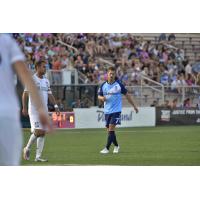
[108, 85, 121, 94]
[105, 85, 121, 95]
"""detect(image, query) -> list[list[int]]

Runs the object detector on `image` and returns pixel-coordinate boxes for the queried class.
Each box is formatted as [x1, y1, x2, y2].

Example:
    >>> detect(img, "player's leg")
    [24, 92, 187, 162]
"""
[23, 115, 38, 160]
[109, 112, 121, 153]
[34, 129, 47, 162]
[0, 117, 22, 165]
[109, 124, 120, 153]
[105, 123, 116, 149]
[23, 114, 47, 162]
[100, 114, 111, 154]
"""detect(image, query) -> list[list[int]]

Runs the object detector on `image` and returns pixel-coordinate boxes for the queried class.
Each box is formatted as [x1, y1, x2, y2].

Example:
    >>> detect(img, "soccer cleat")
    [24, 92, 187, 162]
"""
[113, 146, 120, 154]
[23, 147, 30, 160]
[100, 148, 109, 154]
[35, 157, 48, 162]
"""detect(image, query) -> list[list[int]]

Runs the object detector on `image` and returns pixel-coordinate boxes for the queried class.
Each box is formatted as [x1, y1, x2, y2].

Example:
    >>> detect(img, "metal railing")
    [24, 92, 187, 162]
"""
[140, 75, 165, 105]
[17, 77, 200, 110]
[125, 85, 200, 107]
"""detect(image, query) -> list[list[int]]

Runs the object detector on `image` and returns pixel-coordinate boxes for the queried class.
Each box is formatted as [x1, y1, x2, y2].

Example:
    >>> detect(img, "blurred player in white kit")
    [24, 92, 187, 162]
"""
[22, 60, 60, 162]
[0, 34, 51, 165]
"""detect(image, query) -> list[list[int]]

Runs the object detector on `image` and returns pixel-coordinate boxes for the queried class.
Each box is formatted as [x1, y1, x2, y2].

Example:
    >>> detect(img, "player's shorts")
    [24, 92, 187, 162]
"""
[0, 117, 22, 165]
[105, 112, 121, 128]
[29, 113, 47, 132]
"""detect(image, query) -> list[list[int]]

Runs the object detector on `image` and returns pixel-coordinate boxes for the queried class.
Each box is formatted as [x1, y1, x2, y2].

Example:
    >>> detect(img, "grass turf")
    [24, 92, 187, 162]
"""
[21, 126, 200, 166]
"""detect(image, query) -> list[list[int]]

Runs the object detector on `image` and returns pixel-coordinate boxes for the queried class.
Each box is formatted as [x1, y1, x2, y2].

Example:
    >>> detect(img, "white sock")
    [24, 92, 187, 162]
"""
[26, 133, 37, 150]
[36, 136, 45, 159]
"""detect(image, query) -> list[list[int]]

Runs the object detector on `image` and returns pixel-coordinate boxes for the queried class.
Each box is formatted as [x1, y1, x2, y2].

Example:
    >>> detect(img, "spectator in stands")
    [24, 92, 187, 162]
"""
[163, 49, 169, 64]
[13, 33, 195, 93]
[60, 54, 69, 69]
[171, 74, 187, 93]
[158, 33, 167, 43]
[57, 98, 65, 111]
[176, 49, 184, 63]
[160, 67, 169, 86]
[140, 46, 150, 64]
[150, 100, 158, 107]
[167, 59, 175, 78]
[194, 72, 200, 86]
[71, 99, 83, 108]
[186, 73, 195, 86]
[131, 67, 141, 85]
[162, 100, 170, 108]
[168, 48, 176, 60]
[183, 98, 191, 108]
[52, 55, 62, 85]
[120, 69, 129, 85]
[184, 60, 192, 79]
[171, 98, 178, 109]
[27, 59, 35, 70]
[75, 55, 84, 71]
[168, 33, 176, 45]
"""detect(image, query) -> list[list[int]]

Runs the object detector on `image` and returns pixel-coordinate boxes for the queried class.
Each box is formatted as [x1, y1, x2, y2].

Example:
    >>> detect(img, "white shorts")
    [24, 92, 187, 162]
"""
[0, 117, 22, 166]
[29, 114, 47, 132]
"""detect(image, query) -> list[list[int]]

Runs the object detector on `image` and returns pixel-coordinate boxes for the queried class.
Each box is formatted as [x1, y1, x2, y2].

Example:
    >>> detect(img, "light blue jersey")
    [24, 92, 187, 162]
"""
[98, 80, 127, 114]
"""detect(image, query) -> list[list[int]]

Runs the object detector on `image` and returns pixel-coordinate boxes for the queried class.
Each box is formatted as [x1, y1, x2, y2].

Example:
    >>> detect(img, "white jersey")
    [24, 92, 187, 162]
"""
[25, 74, 52, 116]
[0, 34, 25, 119]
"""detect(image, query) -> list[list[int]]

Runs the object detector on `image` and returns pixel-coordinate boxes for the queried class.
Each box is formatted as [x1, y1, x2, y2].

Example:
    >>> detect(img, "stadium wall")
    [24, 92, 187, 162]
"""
[21, 107, 200, 129]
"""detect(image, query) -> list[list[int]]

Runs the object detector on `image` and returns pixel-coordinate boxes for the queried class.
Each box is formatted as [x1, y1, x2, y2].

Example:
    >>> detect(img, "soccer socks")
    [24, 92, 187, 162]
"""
[36, 136, 45, 159]
[112, 132, 118, 147]
[106, 131, 118, 150]
[26, 132, 37, 150]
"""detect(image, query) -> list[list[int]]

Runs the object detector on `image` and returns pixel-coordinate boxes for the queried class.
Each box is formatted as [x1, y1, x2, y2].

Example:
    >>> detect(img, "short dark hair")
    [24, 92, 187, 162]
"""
[108, 66, 115, 72]
[35, 60, 46, 70]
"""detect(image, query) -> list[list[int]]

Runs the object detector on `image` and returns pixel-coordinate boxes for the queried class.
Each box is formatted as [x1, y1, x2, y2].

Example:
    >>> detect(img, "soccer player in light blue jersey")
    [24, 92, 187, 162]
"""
[98, 66, 139, 154]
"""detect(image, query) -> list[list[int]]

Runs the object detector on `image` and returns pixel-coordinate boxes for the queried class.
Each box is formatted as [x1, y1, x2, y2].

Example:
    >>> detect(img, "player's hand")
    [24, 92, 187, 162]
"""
[102, 96, 106, 102]
[38, 109, 53, 132]
[22, 108, 28, 116]
[134, 107, 139, 113]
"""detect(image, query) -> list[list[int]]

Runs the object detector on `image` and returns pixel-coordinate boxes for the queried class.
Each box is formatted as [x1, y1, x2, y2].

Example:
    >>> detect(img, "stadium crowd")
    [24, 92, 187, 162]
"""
[13, 33, 200, 91]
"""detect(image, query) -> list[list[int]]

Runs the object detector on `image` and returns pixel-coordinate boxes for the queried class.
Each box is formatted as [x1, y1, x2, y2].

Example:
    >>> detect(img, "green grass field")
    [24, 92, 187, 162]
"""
[21, 126, 200, 166]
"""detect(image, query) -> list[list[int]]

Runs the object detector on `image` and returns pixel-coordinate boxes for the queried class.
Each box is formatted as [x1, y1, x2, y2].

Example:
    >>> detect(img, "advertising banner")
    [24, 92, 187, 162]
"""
[156, 107, 200, 125]
[74, 107, 155, 129]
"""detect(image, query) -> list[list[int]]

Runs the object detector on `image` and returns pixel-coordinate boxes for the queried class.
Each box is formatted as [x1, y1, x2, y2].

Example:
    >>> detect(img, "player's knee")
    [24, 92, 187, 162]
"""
[108, 124, 115, 131]
[34, 130, 45, 137]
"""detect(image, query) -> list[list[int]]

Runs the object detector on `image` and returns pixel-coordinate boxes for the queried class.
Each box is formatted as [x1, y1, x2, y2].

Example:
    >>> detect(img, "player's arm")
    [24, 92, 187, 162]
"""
[120, 81, 139, 113]
[98, 83, 106, 102]
[48, 93, 60, 115]
[125, 93, 139, 113]
[98, 95, 106, 102]
[22, 91, 29, 116]
[13, 61, 52, 130]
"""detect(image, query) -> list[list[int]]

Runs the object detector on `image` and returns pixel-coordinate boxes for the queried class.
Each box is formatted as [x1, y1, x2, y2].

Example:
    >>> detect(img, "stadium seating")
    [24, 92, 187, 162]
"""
[14, 33, 200, 108]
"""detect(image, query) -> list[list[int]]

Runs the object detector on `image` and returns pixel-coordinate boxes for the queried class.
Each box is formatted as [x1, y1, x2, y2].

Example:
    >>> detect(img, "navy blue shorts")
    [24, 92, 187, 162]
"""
[105, 112, 121, 128]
